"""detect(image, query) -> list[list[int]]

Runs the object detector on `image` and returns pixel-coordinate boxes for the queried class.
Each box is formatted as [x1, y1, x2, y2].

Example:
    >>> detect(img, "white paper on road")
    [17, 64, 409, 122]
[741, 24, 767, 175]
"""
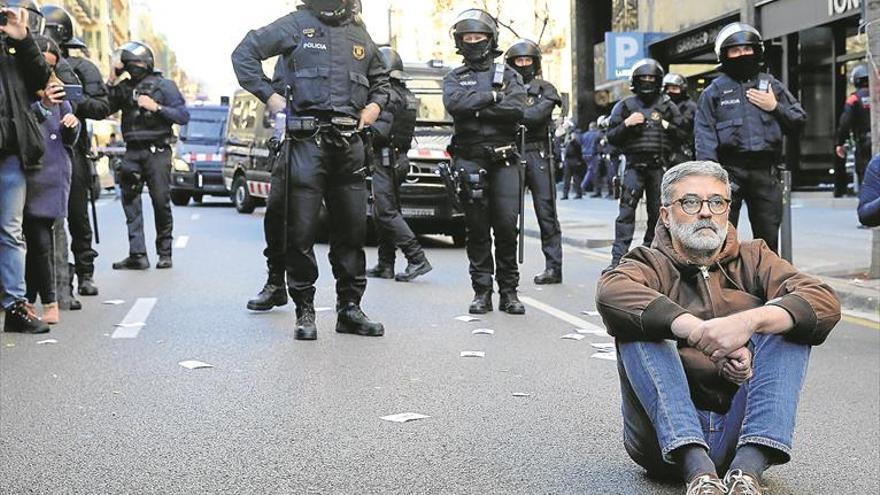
[174, 236, 190, 249]
[455, 315, 480, 323]
[575, 328, 609, 337]
[380, 412, 430, 423]
[315, 307, 333, 313]
[560, 333, 586, 341]
[112, 297, 157, 339]
[519, 296, 606, 334]
[190, 214, 201, 220]
[179, 360, 214, 370]
[472, 328, 495, 335]
[36, 339, 58, 345]
[460, 351, 486, 358]
[580, 310, 600, 317]
[4, 343, 15, 348]
[102, 300, 125, 305]
[512, 393, 531, 398]
[591, 352, 617, 362]
[590, 343, 616, 352]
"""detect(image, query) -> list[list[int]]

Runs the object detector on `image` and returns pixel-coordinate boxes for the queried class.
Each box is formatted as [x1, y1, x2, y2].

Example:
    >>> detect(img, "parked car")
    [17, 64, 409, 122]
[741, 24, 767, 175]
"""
[170, 103, 230, 206]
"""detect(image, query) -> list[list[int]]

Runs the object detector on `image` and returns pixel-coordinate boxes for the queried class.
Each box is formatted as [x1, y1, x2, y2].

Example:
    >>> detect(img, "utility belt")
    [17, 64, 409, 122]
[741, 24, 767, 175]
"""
[125, 140, 173, 153]
[449, 143, 518, 165]
[286, 114, 359, 137]
[624, 153, 666, 170]
[719, 151, 779, 170]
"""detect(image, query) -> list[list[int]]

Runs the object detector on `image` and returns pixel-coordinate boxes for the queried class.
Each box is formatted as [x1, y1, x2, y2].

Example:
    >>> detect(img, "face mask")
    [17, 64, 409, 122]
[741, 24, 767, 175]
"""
[667, 92, 687, 103]
[460, 39, 491, 62]
[633, 78, 660, 100]
[722, 53, 761, 81]
[514, 64, 537, 82]
[127, 65, 151, 82]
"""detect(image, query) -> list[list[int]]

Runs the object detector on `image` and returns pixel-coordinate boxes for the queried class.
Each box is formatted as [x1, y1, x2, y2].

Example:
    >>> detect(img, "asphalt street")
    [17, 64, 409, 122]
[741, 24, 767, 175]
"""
[1, 195, 878, 494]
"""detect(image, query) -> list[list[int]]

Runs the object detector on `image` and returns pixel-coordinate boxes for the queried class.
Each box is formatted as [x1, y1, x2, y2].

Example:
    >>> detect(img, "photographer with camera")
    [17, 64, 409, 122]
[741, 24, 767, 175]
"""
[1, 2, 52, 334]
[106, 41, 189, 271]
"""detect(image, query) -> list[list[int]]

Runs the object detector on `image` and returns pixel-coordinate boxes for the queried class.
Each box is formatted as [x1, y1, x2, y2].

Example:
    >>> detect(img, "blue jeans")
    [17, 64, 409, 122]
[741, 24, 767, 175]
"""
[0, 154, 27, 310]
[617, 334, 811, 478]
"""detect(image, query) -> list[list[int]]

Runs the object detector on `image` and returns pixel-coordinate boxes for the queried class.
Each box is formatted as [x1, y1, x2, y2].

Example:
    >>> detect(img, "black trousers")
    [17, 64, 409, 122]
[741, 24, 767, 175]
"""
[263, 146, 288, 276]
[119, 147, 174, 257]
[372, 151, 422, 266]
[611, 165, 664, 264]
[456, 156, 520, 294]
[855, 141, 872, 187]
[284, 135, 368, 306]
[68, 148, 97, 276]
[562, 158, 585, 198]
[24, 216, 56, 304]
[725, 164, 782, 253]
[524, 148, 562, 271]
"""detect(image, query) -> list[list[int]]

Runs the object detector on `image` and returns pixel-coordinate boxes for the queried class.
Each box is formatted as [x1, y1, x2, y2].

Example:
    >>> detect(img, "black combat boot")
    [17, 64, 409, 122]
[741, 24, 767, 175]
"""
[469, 290, 493, 315]
[112, 255, 150, 270]
[246, 273, 288, 311]
[77, 270, 99, 296]
[3, 300, 50, 334]
[68, 264, 82, 310]
[336, 302, 384, 337]
[394, 254, 433, 282]
[295, 304, 318, 341]
[366, 262, 394, 279]
[533, 268, 562, 285]
[499, 291, 526, 315]
[155, 255, 173, 270]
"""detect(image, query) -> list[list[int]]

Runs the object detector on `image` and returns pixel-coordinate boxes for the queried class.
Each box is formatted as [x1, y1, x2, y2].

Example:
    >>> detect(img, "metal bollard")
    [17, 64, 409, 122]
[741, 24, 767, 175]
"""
[780, 169, 793, 263]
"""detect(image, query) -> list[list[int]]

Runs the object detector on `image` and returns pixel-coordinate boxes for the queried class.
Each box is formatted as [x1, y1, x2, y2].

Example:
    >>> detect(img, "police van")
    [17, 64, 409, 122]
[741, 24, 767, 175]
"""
[170, 102, 230, 206]
[222, 62, 465, 245]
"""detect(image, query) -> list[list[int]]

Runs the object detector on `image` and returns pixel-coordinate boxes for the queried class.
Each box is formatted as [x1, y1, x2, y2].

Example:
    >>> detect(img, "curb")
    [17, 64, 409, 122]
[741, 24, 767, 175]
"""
[525, 229, 880, 321]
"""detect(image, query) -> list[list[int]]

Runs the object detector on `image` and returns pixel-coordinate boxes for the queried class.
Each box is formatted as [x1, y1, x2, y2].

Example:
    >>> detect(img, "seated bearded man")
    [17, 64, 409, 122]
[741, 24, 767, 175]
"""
[596, 161, 841, 495]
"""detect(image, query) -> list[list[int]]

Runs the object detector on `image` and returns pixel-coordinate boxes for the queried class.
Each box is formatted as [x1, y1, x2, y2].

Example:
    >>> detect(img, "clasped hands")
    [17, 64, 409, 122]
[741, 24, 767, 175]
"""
[674, 313, 755, 385]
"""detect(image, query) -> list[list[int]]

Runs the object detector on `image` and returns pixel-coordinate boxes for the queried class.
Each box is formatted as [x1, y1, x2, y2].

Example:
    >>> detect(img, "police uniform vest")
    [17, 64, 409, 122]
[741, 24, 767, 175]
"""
[617, 95, 676, 159]
[523, 79, 556, 144]
[119, 74, 176, 144]
[706, 73, 785, 161]
[390, 83, 417, 152]
[284, 8, 375, 120]
[849, 87, 872, 142]
[447, 63, 521, 148]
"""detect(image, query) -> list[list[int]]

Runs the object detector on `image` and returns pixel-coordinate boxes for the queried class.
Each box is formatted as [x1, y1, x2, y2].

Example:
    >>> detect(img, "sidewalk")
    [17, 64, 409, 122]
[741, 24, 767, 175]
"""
[524, 190, 880, 320]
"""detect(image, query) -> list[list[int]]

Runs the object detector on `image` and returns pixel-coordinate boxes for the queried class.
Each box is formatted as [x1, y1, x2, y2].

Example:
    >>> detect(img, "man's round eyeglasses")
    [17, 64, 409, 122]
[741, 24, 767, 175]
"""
[667, 195, 731, 215]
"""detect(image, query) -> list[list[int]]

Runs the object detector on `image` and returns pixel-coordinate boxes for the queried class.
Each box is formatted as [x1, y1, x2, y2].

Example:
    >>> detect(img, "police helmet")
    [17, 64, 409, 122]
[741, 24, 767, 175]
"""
[451, 8, 498, 47]
[662, 73, 687, 91]
[40, 5, 73, 45]
[113, 41, 155, 72]
[851, 64, 869, 87]
[62, 35, 87, 50]
[303, 0, 351, 23]
[715, 22, 763, 63]
[505, 38, 542, 64]
[2, 0, 45, 35]
[629, 58, 665, 96]
[378, 46, 407, 81]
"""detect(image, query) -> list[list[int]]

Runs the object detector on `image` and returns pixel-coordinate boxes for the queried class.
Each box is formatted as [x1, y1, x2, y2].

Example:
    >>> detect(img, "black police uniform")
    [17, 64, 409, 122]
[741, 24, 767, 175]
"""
[369, 79, 428, 277]
[670, 95, 697, 165]
[695, 73, 806, 252]
[232, 6, 391, 326]
[607, 94, 682, 266]
[521, 78, 563, 276]
[66, 54, 110, 288]
[562, 131, 585, 199]
[108, 72, 190, 261]
[443, 62, 527, 299]
[837, 86, 872, 186]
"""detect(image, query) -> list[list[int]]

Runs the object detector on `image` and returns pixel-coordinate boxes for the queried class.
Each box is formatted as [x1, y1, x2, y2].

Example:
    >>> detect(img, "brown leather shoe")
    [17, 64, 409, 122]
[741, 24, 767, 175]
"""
[724, 470, 765, 494]
[42, 303, 60, 325]
[686, 474, 727, 495]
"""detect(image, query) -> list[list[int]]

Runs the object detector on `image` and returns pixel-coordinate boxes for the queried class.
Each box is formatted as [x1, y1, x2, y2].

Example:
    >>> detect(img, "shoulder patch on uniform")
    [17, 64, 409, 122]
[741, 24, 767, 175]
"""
[353, 45, 365, 60]
[303, 27, 316, 38]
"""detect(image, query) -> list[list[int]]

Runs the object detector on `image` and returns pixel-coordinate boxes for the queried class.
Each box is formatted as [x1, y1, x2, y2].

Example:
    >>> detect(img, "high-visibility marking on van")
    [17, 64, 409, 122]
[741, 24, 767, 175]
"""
[247, 180, 271, 198]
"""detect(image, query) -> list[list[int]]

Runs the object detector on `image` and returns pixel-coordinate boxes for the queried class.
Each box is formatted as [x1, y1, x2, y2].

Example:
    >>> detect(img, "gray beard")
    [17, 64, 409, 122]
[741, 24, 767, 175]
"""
[670, 218, 728, 261]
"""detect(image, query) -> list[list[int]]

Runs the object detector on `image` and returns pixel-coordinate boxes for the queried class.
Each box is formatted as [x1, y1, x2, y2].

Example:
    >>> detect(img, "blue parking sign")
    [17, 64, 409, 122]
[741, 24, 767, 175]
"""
[605, 32, 668, 80]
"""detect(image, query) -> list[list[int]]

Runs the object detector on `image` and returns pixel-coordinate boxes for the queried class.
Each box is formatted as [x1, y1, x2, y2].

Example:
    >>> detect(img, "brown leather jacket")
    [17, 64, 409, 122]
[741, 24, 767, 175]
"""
[596, 223, 841, 411]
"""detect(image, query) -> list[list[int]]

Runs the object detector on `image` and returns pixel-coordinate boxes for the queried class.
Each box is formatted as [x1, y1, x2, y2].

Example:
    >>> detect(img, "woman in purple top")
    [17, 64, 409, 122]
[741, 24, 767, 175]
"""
[23, 36, 80, 325]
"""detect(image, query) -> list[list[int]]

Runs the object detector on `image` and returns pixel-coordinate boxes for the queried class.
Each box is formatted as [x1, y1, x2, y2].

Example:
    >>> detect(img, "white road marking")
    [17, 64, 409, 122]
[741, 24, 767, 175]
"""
[175, 236, 190, 249]
[519, 296, 606, 334]
[111, 298, 157, 339]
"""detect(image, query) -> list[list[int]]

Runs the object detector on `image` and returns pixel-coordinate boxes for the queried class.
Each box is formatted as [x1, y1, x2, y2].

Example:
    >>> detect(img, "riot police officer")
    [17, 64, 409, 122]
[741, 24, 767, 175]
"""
[604, 58, 683, 273]
[505, 38, 563, 285]
[42, 5, 110, 298]
[663, 72, 697, 165]
[106, 41, 190, 270]
[442, 9, 527, 315]
[232, 0, 390, 340]
[836, 64, 872, 187]
[695, 23, 806, 253]
[366, 46, 433, 282]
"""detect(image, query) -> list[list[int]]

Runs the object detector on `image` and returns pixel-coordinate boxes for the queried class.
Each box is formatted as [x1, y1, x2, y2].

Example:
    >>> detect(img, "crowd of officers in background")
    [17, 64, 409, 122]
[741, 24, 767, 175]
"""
[1, 0, 188, 334]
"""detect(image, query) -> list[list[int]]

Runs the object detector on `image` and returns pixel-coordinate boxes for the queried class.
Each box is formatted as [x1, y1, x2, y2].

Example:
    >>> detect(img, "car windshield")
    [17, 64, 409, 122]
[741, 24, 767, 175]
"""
[181, 111, 227, 143]
[408, 78, 451, 123]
